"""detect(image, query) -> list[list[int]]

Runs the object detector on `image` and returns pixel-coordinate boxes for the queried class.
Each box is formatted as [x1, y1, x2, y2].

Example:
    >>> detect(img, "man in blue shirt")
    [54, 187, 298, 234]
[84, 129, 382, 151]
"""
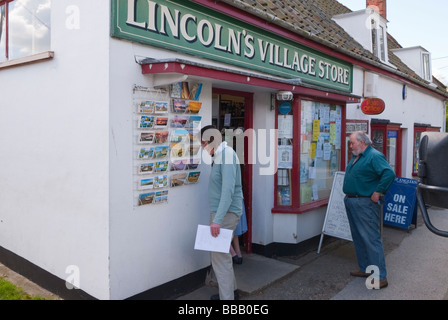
[343, 131, 395, 289]
[201, 125, 243, 300]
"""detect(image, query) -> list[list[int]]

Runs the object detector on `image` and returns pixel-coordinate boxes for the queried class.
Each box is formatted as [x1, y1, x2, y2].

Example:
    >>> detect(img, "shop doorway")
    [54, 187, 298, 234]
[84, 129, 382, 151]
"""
[212, 88, 253, 253]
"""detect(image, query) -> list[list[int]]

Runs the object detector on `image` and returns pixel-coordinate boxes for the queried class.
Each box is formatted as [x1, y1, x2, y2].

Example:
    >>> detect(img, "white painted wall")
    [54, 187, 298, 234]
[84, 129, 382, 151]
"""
[0, 1, 111, 299]
[251, 93, 276, 247]
[1, 0, 444, 300]
[348, 66, 446, 179]
[108, 39, 212, 299]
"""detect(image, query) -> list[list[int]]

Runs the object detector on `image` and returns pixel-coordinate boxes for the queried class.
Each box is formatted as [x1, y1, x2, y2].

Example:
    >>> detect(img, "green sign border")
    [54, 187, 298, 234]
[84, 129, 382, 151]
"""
[111, 0, 353, 92]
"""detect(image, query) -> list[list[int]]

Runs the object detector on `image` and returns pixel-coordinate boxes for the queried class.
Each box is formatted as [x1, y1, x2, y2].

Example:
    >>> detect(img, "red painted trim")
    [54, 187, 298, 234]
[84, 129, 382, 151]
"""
[212, 88, 254, 253]
[371, 123, 402, 177]
[141, 62, 360, 103]
[5, 0, 9, 59]
[190, 0, 447, 100]
[272, 96, 347, 214]
[291, 98, 300, 208]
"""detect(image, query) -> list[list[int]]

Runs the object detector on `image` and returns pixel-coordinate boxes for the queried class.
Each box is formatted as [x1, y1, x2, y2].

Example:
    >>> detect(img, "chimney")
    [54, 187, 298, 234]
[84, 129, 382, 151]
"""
[366, 0, 386, 19]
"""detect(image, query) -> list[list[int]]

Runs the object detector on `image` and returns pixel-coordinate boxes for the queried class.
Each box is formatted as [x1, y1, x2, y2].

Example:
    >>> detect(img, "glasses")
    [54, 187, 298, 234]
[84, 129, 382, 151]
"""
[201, 141, 208, 147]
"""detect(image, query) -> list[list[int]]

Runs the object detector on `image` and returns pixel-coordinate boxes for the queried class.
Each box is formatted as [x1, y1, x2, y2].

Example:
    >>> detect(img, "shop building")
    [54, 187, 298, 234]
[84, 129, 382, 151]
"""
[0, 0, 446, 299]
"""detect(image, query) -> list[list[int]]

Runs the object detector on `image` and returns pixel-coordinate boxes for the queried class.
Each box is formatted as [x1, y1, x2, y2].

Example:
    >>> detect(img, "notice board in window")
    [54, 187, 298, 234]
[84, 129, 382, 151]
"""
[317, 171, 352, 253]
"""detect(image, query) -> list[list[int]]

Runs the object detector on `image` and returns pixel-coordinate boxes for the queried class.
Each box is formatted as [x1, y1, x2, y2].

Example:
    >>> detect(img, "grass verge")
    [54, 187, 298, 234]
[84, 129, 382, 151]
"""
[0, 277, 49, 300]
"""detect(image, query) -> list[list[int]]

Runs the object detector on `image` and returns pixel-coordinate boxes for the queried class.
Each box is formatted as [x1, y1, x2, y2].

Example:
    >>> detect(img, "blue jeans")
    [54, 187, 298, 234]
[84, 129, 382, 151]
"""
[344, 196, 387, 280]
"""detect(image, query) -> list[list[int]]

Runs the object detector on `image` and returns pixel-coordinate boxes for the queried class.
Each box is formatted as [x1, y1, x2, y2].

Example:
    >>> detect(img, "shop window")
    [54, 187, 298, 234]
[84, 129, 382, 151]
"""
[0, 0, 51, 62]
[413, 125, 440, 176]
[275, 98, 344, 212]
[370, 120, 402, 177]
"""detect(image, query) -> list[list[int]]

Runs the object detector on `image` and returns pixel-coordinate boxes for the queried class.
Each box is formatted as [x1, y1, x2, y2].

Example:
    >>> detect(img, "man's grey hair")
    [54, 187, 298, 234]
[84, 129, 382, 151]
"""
[353, 131, 372, 145]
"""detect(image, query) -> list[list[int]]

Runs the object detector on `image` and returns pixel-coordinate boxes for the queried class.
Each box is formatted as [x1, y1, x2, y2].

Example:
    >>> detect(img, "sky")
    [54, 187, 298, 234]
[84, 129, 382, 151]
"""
[336, 0, 448, 86]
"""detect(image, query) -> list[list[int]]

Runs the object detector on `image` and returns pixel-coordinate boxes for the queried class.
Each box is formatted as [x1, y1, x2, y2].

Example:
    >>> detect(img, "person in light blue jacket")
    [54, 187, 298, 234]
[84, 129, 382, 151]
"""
[201, 125, 243, 300]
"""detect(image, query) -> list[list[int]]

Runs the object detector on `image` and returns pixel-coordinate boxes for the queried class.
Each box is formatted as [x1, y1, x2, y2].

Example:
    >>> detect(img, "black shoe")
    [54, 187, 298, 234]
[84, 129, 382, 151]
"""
[210, 290, 239, 300]
[232, 255, 243, 264]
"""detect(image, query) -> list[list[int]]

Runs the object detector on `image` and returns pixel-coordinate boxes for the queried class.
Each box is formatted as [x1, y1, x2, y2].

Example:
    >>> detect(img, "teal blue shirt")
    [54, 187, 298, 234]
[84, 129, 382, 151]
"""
[343, 145, 395, 196]
[209, 144, 243, 225]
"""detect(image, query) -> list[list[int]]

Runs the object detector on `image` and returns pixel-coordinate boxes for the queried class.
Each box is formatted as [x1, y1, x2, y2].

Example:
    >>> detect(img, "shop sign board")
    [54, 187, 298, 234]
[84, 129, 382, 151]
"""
[360, 98, 385, 115]
[111, 0, 353, 93]
[383, 177, 418, 230]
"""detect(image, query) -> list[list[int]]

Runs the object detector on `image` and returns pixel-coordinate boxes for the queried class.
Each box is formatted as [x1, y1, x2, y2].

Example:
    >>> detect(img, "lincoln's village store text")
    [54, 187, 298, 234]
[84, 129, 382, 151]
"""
[0, 0, 446, 299]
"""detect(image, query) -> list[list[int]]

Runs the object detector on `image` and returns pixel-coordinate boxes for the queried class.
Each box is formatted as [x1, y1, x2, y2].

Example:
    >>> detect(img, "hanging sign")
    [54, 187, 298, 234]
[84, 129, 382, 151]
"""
[111, 0, 353, 93]
[360, 98, 385, 115]
[383, 177, 418, 230]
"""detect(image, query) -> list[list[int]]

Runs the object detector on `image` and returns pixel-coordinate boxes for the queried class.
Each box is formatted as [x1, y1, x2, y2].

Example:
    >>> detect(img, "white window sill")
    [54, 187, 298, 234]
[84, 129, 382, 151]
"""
[0, 51, 54, 70]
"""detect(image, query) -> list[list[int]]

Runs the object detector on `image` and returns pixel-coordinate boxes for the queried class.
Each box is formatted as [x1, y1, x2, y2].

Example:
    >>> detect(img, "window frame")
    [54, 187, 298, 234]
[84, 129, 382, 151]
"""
[370, 17, 388, 63]
[272, 95, 347, 214]
[0, 0, 12, 60]
[0, 0, 52, 64]
[421, 52, 432, 82]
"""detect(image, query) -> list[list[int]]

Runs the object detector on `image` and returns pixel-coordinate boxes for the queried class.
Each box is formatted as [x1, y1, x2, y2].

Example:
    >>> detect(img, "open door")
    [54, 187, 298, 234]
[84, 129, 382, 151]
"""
[212, 88, 253, 253]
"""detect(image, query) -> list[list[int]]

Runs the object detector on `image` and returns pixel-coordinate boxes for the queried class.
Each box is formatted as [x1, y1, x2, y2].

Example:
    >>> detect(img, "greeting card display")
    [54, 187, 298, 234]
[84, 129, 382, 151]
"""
[134, 83, 203, 206]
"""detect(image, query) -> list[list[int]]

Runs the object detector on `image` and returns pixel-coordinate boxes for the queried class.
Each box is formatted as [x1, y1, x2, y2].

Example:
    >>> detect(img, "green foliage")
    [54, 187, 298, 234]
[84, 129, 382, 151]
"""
[446, 102, 448, 132]
[0, 277, 47, 300]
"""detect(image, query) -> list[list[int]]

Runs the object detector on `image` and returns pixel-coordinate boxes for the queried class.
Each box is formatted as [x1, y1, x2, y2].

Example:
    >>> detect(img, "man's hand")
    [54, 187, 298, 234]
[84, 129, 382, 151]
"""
[371, 192, 382, 203]
[210, 223, 221, 237]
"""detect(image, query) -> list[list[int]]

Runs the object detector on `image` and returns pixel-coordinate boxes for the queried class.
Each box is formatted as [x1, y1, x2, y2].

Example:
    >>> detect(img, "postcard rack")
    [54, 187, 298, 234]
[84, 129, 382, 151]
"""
[132, 83, 203, 207]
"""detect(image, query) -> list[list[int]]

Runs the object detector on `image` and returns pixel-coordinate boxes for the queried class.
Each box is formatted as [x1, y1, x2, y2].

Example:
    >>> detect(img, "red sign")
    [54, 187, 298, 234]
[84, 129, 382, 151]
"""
[361, 98, 385, 115]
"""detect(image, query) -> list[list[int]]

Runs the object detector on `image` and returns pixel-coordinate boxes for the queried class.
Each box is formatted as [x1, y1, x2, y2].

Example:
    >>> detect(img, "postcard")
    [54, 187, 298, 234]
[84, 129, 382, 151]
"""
[154, 175, 168, 188]
[170, 142, 188, 159]
[186, 101, 202, 114]
[154, 117, 168, 128]
[138, 192, 155, 206]
[154, 131, 169, 144]
[171, 115, 189, 128]
[138, 162, 154, 175]
[138, 132, 155, 144]
[154, 160, 169, 173]
[186, 171, 200, 184]
[181, 82, 190, 99]
[172, 99, 187, 113]
[171, 160, 187, 171]
[155, 101, 169, 114]
[154, 190, 168, 203]
[171, 172, 187, 187]
[170, 128, 189, 143]
[189, 83, 203, 100]
[138, 100, 155, 114]
[153, 146, 169, 159]
[138, 147, 154, 159]
[139, 177, 154, 190]
[138, 115, 155, 129]
[171, 82, 182, 99]
[186, 158, 200, 170]
[185, 116, 202, 129]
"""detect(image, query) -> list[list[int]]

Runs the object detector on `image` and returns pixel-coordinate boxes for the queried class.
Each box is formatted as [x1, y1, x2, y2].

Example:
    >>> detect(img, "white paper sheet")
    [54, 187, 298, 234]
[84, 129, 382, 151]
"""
[194, 224, 233, 253]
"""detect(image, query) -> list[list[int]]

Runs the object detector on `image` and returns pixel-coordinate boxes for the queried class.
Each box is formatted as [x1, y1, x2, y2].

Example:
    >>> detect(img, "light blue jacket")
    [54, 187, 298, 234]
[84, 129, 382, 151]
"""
[208, 143, 243, 225]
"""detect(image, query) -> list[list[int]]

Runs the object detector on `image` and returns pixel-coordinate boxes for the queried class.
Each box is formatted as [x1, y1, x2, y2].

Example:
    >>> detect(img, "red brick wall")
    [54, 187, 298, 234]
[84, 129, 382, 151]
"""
[366, 0, 387, 18]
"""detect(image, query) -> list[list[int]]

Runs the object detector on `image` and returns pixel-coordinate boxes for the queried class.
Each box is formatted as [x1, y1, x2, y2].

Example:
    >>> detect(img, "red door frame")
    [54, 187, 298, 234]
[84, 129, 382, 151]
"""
[213, 88, 254, 253]
[370, 122, 402, 177]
